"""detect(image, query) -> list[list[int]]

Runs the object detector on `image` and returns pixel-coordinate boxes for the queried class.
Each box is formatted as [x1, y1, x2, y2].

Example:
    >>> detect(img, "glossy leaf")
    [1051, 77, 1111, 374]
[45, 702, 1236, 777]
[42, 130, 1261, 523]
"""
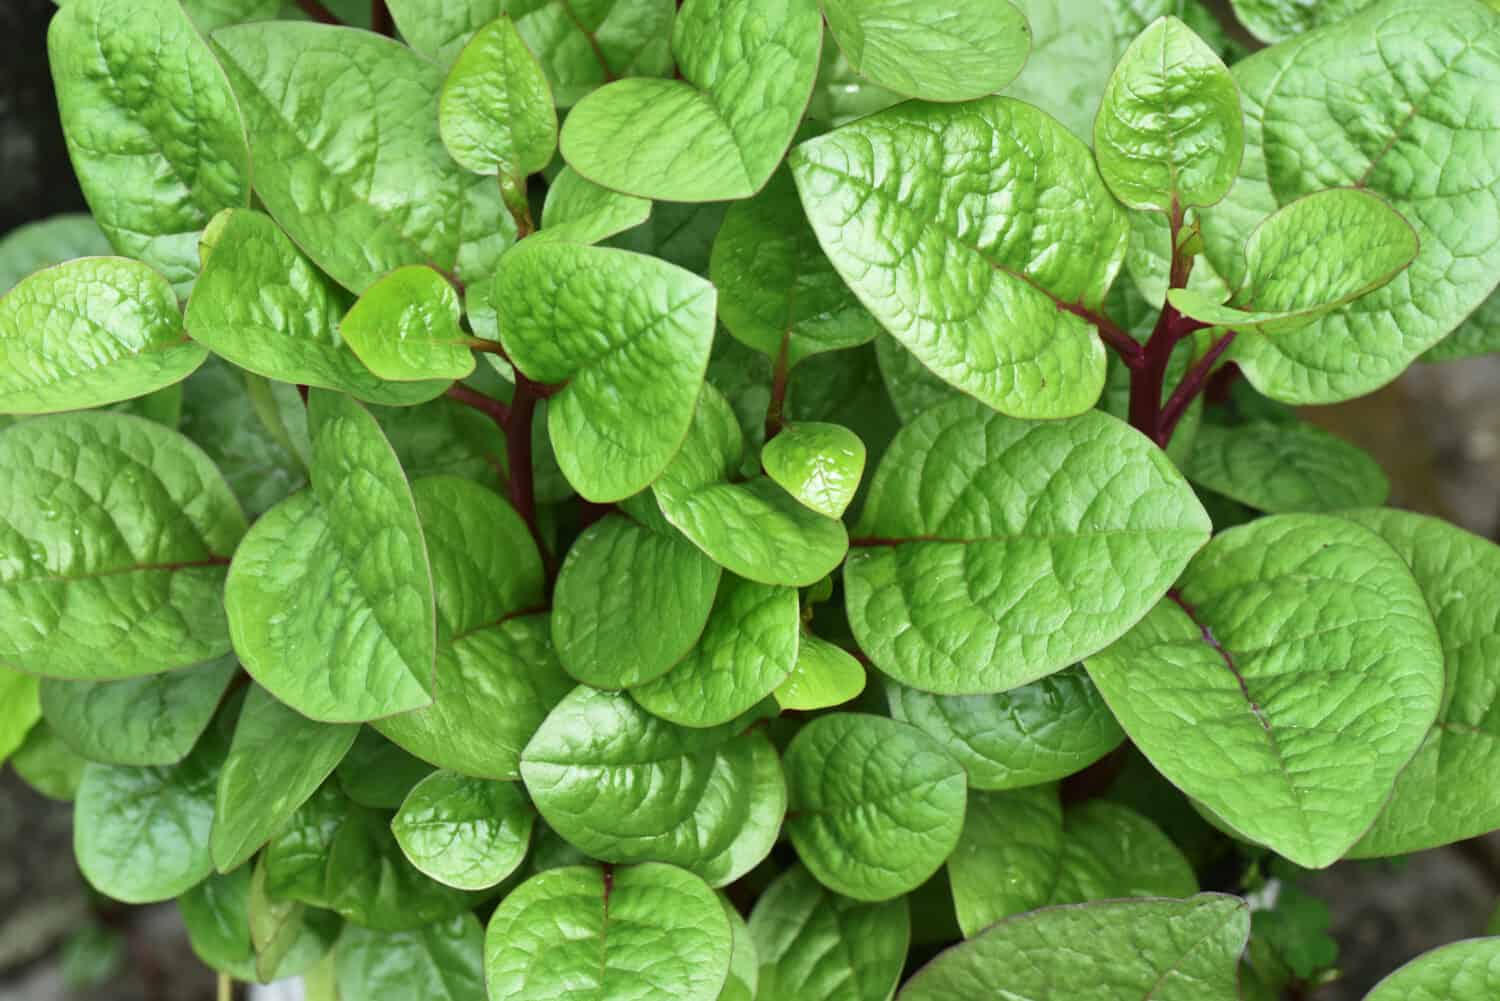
[762, 423, 866, 519]
[536, 166, 652, 246]
[806, 44, 902, 126]
[1427, 287, 1500, 362]
[180, 359, 308, 518]
[1364, 937, 1500, 1001]
[384, 0, 504, 63]
[439, 16, 557, 177]
[391, 770, 534, 890]
[335, 913, 487, 1001]
[337, 728, 435, 810]
[325, 807, 483, 931]
[720, 898, 758, 1001]
[1230, 0, 1377, 44]
[1051, 800, 1198, 904]
[1186, 420, 1389, 514]
[774, 633, 866, 712]
[10, 721, 87, 801]
[262, 783, 349, 908]
[874, 333, 963, 423]
[341, 266, 473, 383]
[179, 867, 254, 978]
[248, 859, 341, 983]
[0, 214, 111, 294]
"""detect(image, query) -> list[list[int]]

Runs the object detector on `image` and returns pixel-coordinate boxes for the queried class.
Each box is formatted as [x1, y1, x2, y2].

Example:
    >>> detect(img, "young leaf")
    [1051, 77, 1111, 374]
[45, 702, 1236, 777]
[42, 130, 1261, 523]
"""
[749, 864, 910, 1001]
[391, 770, 534, 891]
[820, 0, 1030, 102]
[1363, 937, 1500, 1001]
[49, 0, 250, 294]
[0, 214, 112, 294]
[897, 895, 1250, 1001]
[1085, 514, 1445, 868]
[629, 574, 800, 727]
[0, 412, 247, 679]
[212, 22, 466, 293]
[341, 266, 474, 383]
[534, 166, 652, 246]
[0, 258, 204, 414]
[560, 0, 823, 201]
[521, 686, 785, 885]
[1094, 16, 1241, 214]
[784, 713, 967, 901]
[774, 633, 866, 712]
[761, 422, 866, 519]
[325, 807, 485, 930]
[790, 97, 1128, 419]
[1186, 420, 1389, 514]
[552, 514, 721, 689]
[493, 240, 716, 501]
[847, 398, 1210, 694]
[0, 669, 42, 768]
[486, 864, 732, 1001]
[225, 390, 438, 723]
[335, 913, 487, 1001]
[439, 17, 557, 178]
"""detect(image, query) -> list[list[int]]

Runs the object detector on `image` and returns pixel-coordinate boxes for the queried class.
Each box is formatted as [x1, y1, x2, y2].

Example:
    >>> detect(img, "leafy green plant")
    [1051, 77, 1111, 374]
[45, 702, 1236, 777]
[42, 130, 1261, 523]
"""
[6, 0, 1500, 997]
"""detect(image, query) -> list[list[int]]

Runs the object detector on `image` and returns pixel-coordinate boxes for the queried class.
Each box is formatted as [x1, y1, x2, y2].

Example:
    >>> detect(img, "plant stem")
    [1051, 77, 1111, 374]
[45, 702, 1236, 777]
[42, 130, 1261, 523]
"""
[1158, 330, 1237, 443]
[371, 0, 394, 36]
[295, 0, 340, 23]
[765, 333, 791, 439]
[446, 383, 509, 424]
[1059, 301, 1143, 368]
[217, 974, 233, 1001]
[1127, 202, 1212, 445]
[506, 377, 541, 546]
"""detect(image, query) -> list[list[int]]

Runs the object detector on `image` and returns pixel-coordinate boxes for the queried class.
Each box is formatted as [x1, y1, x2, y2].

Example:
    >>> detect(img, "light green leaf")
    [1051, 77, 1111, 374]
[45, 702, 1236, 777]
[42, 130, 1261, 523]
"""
[494, 239, 716, 501]
[183, 0, 280, 31]
[630, 575, 800, 728]
[335, 913, 487, 1001]
[774, 633, 866, 712]
[263, 783, 349, 908]
[325, 807, 483, 931]
[948, 787, 1062, 935]
[1085, 514, 1445, 868]
[0, 257, 204, 414]
[1427, 287, 1500, 361]
[1094, 15, 1242, 213]
[847, 398, 1211, 695]
[552, 514, 721, 689]
[213, 21, 467, 294]
[1051, 800, 1197, 904]
[40, 655, 238, 767]
[762, 422, 866, 519]
[1230, 0, 1377, 44]
[521, 686, 785, 884]
[486, 863, 733, 1001]
[709, 165, 878, 366]
[560, 0, 822, 201]
[719, 897, 758, 1001]
[897, 894, 1250, 1001]
[0, 214, 112, 294]
[535, 166, 652, 246]
[0, 669, 42, 767]
[1363, 937, 1500, 1001]
[49, 0, 250, 294]
[886, 665, 1125, 790]
[790, 97, 1128, 419]
[873, 333, 964, 423]
[248, 859, 341, 983]
[386, 0, 504, 63]
[337, 728, 435, 810]
[653, 386, 849, 587]
[821, 0, 1030, 102]
[805, 44, 902, 126]
[392, 770, 534, 890]
[439, 16, 557, 178]
[10, 721, 87, 801]
[341, 266, 473, 383]
[225, 390, 437, 723]
[749, 864, 910, 1001]
[1186, 420, 1389, 513]
[1124, 207, 1234, 310]
[0, 412, 246, 679]
[211, 683, 359, 873]
[784, 713, 967, 901]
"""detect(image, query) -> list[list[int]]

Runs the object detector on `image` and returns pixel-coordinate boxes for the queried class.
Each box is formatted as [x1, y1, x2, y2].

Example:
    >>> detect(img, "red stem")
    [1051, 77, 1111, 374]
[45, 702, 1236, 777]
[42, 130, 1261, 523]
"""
[446, 383, 509, 424]
[371, 0, 394, 36]
[1127, 202, 1212, 445]
[506, 378, 541, 544]
[1158, 330, 1237, 444]
[765, 333, 791, 439]
[295, 0, 340, 23]
[1060, 301, 1143, 368]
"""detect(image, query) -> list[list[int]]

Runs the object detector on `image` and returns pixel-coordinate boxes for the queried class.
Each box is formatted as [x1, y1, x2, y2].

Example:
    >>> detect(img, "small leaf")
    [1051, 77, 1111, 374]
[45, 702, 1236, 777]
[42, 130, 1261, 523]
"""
[762, 422, 866, 519]
[439, 17, 557, 178]
[0, 669, 42, 768]
[0, 214, 111, 295]
[335, 913, 487, 1001]
[341, 266, 473, 383]
[774, 633, 866, 712]
[1364, 937, 1500, 1001]
[391, 770, 534, 890]
[783, 713, 967, 901]
[535, 167, 652, 246]
[1186, 420, 1389, 514]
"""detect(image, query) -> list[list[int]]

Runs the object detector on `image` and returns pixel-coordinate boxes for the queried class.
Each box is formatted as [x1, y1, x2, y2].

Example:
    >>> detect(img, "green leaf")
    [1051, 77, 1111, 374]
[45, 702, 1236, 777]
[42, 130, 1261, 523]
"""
[179, 867, 254, 978]
[847, 398, 1211, 694]
[0, 669, 42, 767]
[821, 0, 1030, 102]
[709, 165, 878, 366]
[263, 783, 349, 907]
[494, 239, 716, 501]
[49, 0, 250, 294]
[1364, 937, 1500, 1001]
[552, 514, 721, 689]
[719, 897, 759, 1001]
[606, 200, 727, 276]
[783, 712, 966, 901]
[806, 44, 902, 126]
[790, 97, 1128, 419]
[335, 913, 487, 1001]
[40, 655, 238, 767]
[210, 683, 359, 873]
[225, 390, 437, 722]
[212, 21, 467, 294]
[1186, 420, 1389, 513]
[385, 0, 504, 64]
[560, 0, 823, 201]
[182, 0, 280, 31]
[948, 786, 1062, 935]
[749, 864, 910, 1001]
[1251, 883, 1338, 982]
[1230, 0, 1377, 44]
[1085, 514, 1445, 868]
[774, 633, 866, 712]
[325, 807, 484, 931]
[337, 728, 435, 810]
[653, 386, 849, 587]
[885, 665, 1125, 790]
[74, 699, 233, 903]
[1427, 287, 1500, 361]
[761, 422, 866, 520]
[10, 721, 87, 801]
[1200, 0, 1500, 402]
[521, 686, 785, 884]
[440, 16, 557, 181]
[180, 359, 307, 518]
[0, 214, 112, 295]
[391, 770, 534, 890]
[874, 333, 964, 423]
[535, 166, 652, 246]
[249, 859, 341, 983]
[0, 412, 246, 679]
[1124, 206, 1234, 310]
[341, 266, 473, 383]
[0, 257, 205, 414]
[897, 895, 1250, 1001]
[1051, 800, 1197, 904]
[484, 863, 733, 1001]
[1094, 16, 1242, 213]
[629, 574, 797, 727]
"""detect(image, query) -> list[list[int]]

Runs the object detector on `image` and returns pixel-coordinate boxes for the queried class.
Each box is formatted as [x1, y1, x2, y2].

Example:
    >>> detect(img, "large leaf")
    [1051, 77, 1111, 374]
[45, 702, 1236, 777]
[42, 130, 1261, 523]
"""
[1363, 938, 1500, 1001]
[897, 895, 1249, 1001]
[335, 913, 487, 1001]
[0, 412, 246, 679]
[49, 0, 250, 294]
[846, 398, 1210, 694]
[521, 686, 785, 885]
[1094, 15, 1242, 213]
[438, 16, 557, 178]
[560, 0, 822, 201]
[391, 770, 534, 890]
[484, 863, 733, 1001]
[1185, 420, 1389, 514]
[225, 390, 437, 723]
[493, 239, 716, 501]
[0, 214, 112, 294]
[1085, 514, 1445, 868]
[790, 97, 1128, 419]
[749, 864, 910, 1001]
[212, 22, 467, 294]
[341, 266, 473, 383]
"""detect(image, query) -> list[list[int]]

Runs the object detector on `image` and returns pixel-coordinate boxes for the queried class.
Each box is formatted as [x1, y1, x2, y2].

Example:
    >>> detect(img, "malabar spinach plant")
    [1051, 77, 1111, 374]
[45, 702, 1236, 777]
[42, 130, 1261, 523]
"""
[4, 0, 1500, 997]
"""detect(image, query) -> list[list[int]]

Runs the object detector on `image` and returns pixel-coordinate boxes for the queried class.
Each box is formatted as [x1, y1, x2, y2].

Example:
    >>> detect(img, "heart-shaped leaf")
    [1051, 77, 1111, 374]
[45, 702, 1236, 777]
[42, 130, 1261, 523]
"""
[0, 214, 112, 295]
[439, 16, 556, 180]
[535, 167, 652, 246]
[774, 633, 866, 711]
[341, 266, 473, 383]
[762, 422, 866, 519]
[392, 770, 534, 891]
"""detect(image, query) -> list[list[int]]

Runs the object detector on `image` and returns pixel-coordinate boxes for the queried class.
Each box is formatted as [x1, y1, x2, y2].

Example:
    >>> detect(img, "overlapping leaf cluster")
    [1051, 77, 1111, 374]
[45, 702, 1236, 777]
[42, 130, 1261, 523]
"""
[5, 0, 1500, 998]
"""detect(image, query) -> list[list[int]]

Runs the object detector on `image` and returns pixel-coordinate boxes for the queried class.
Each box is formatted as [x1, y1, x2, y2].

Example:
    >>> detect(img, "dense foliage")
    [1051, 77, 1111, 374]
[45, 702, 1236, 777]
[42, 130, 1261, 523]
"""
[4, 0, 1500, 998]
